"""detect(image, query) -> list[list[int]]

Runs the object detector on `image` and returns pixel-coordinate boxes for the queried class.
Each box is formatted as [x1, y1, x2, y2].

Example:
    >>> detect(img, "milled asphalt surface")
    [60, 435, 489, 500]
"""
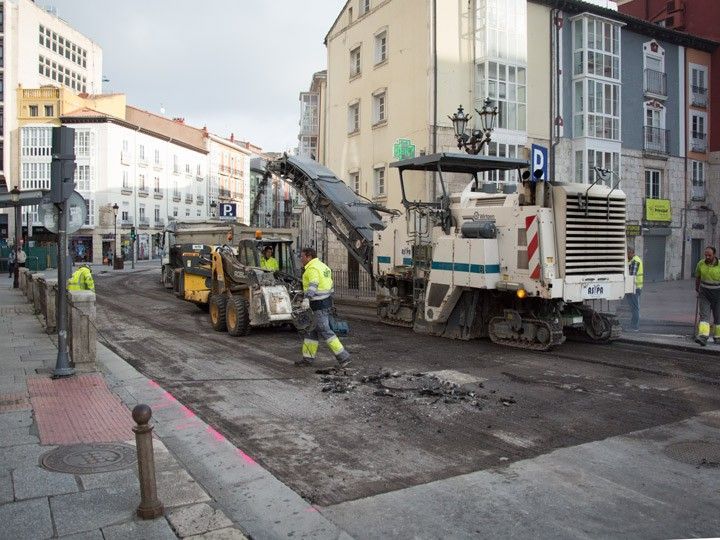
[0, 264, 720, 538]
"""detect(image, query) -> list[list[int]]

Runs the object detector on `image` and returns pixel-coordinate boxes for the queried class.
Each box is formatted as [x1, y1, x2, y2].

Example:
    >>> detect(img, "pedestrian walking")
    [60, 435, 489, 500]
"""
[7, 247, 15, 278]
[16, 247, 27, 270]
[296, 247, 350, 367]
[625, 247, 643, 331]
[694, 246, 720, 346]
[67, 263, 95, 292]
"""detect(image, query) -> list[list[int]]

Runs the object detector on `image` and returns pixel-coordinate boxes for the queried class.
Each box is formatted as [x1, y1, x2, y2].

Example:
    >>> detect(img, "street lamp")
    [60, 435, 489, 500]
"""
[10, 187, 21, 289]
[210, 200, 217, 218]
[112, 202, 119, 268]
[448, 98, 498, 155]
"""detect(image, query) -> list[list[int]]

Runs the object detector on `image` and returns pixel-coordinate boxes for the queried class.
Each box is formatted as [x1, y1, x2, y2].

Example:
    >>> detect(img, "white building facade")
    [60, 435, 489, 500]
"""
[2, 0, 102, 239]
[206, 134, 251, 224]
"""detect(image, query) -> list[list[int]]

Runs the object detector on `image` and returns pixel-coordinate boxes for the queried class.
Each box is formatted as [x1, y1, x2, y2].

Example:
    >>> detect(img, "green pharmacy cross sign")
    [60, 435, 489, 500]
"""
[393, 138, 416, 160]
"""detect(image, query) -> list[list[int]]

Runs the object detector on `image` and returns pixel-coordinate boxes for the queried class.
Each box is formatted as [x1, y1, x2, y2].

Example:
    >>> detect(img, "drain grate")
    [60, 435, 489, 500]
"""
[41, 443, 137, 474]
[665, 440, 720, 467]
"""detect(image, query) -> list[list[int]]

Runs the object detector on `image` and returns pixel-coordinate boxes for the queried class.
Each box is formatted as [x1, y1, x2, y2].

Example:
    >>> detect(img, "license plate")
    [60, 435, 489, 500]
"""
[582, 283, 606, 299]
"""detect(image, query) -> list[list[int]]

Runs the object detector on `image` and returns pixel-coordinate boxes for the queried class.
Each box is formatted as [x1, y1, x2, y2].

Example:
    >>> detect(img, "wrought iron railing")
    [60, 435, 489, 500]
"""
[691, 85, 707, 107]
[691, 132, 707, 153]
[644, 69, 667, 96]
[644, 126, 669, 154]
[331, 269, 376, 301]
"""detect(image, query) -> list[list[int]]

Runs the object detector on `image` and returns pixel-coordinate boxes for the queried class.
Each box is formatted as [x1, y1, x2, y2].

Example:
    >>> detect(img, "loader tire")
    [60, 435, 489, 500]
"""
[209, 294, 228, 332]
[226, 294, 250, 337]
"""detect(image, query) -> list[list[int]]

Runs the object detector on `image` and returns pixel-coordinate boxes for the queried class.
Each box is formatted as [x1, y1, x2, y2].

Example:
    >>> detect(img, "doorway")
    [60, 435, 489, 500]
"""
[691, 239, 703, 271]
[643, 235, 666, 283]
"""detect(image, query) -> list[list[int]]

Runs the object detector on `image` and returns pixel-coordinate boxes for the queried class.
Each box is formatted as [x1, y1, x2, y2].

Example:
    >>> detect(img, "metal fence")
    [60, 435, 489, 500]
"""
[332, 269, 376, 302]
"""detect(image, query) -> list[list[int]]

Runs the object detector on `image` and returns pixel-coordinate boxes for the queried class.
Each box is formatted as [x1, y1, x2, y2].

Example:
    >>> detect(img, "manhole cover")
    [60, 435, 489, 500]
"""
[665, 441, 720, 467]
[41, 443, 137, 474]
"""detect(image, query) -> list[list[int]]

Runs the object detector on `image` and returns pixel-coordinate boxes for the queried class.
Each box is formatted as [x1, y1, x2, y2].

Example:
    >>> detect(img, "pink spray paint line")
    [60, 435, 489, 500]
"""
[305, 506, 319, 513]
[206, 426, 226, 442]
[147, 380, 161, 388]
[179, 405, 196, 418]
[236, 448, 257, 465]
[162, 391, 177, 402]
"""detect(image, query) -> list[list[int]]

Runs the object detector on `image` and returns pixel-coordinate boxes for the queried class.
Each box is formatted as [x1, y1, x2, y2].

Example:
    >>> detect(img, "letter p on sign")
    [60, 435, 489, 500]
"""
[220, 203, 236, 218]
[531, 144, 548, 181]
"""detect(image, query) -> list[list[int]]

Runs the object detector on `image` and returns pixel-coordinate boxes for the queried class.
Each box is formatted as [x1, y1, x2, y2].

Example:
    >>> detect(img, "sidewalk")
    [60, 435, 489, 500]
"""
[0, 283, 341, 539]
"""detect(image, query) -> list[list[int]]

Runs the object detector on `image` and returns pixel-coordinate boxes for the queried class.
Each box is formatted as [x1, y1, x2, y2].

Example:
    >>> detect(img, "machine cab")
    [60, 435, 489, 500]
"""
[236, 239, 297, 278]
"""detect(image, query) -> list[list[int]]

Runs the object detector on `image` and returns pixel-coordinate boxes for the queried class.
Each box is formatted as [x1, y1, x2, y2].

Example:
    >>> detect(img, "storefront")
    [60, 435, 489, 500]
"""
[70, 235, 93, 263]
[137, 233, 150, 261]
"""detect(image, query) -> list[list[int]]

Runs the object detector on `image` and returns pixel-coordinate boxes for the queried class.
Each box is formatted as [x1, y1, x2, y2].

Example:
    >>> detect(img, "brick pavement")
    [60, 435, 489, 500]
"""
[27, 374, 136, 445]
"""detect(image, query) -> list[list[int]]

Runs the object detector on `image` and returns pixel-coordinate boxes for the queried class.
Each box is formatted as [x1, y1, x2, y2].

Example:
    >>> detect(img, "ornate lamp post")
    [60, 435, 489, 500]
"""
[448, 98, 498, 155]
[10, 187, 21, 289]
[112, 203, 119, 268]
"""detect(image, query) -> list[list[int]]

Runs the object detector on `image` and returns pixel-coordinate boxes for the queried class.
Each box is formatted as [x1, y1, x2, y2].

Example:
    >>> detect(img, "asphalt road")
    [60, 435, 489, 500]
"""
[94, 269, 720, 507]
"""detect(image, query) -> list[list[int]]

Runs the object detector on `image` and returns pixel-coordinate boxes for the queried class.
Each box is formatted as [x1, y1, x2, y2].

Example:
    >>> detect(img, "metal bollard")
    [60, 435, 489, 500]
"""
[132, 404, 164, 519]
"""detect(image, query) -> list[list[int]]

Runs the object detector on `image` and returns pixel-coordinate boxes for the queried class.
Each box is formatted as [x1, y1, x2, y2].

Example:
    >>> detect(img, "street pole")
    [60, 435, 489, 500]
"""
[114, 215, 117, 267]
[13, 201, 22, 288]
[53, 198, 74, 378]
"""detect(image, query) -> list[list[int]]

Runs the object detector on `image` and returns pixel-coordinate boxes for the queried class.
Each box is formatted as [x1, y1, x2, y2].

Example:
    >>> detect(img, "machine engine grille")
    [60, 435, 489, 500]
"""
[564, 193, 626, 275]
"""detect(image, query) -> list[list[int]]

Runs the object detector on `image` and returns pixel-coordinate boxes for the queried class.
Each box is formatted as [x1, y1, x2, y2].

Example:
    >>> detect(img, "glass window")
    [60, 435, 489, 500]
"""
[645, 169, 661, 199]
[374, 167, 385, 196]
[375, 31, 387, 64]
[349, 171, 360, 193]
[350, 46, 361, 77]
[348, 103, 360, 133]
[29, 105, 39, 117]
[373, 91, 386, 124]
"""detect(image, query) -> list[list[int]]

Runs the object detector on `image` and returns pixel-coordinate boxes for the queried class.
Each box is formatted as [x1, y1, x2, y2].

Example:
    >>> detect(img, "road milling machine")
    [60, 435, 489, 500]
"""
[266, 153, 633, 351]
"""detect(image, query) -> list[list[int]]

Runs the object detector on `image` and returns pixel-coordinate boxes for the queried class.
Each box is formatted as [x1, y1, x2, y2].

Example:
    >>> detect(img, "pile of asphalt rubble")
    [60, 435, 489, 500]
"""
[316, 367, 516, 409]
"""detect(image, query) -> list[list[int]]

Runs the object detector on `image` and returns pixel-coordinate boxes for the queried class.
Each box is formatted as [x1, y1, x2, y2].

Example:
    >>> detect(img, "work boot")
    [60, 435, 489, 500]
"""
[294, 358, 313, 367]
[337, 355, 351, 368]
[695, 335, 708, 347]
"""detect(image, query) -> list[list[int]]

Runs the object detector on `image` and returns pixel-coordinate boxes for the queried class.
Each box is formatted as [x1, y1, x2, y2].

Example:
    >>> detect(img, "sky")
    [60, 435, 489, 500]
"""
[51, 0, 347, 152]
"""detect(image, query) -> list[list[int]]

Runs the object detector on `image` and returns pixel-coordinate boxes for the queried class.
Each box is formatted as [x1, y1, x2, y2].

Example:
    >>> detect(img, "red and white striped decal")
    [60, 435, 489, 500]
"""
[525, 215, 541, 280]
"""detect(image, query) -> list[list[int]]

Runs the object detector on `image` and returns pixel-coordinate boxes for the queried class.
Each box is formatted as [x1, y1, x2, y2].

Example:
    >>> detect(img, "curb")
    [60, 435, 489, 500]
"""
[616, 336, 719, 356]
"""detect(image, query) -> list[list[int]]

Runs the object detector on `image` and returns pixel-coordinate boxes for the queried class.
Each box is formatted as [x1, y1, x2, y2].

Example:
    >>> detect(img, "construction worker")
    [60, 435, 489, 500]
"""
[259, 246, 279, 272]
[695, 246, 720, 346]
[625, 247, 643, 331]
[67, 263, 95, 292]
[296, 247, 350, 367]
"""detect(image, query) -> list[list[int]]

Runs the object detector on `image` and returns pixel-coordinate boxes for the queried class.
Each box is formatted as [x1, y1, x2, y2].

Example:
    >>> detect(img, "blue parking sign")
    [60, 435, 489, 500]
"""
[219, 203, 236, 218]
[531, 144, 548, 181]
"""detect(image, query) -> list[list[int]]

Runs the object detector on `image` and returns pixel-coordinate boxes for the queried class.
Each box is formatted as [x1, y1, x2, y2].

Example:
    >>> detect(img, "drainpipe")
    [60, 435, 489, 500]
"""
[431, 0, 438, 201]
[680, 54, 688, 279]
[550, 9, 561, 180]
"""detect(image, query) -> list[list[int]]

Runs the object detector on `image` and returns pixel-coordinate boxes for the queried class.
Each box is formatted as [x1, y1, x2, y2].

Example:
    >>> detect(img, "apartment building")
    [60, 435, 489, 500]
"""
[206, 133, 251, 224]
[321, 0, 717, 281]
[1, 0, 102, 240]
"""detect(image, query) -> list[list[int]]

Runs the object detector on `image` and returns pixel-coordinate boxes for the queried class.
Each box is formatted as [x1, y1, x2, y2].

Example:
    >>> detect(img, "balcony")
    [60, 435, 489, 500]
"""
[121, 185, 133, 195]
[120, 150, 130, 165]
[691, 132, 707, 153]
[196, 174, 204, 182]
[153, 189, 163, 199]
[643, 126, 669, 155]
[185, 193, 193, 204]
[154, 218, 165, 228]
[153, 161, 163, 171]
[120, 217, 133, 229]
[218, 188, 231, 198]
[196, 195, 205, 205]
[138, 187, 149, 197]
[692, 184, 706, 201]
[691, 86, 708, 108]
[138, 217, 150, 229]
[644, 69, 667, 98]
[172, 191, 181, 202]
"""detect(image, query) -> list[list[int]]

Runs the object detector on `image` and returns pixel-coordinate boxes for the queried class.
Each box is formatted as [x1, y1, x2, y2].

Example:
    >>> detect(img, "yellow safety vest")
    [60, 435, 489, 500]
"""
[260, 256, 279, 272]
[696, 258, 720, 286]
[302, 258, 333, 299]
[629, 255, 643, 289]
[67, 266, 95, 291]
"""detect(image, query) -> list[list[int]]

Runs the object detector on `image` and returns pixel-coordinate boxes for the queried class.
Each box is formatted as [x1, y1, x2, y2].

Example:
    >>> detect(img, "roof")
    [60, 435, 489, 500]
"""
[390, 153, 530, 174]
[531, 0, 719, 51]
[62, 107, 112, 118]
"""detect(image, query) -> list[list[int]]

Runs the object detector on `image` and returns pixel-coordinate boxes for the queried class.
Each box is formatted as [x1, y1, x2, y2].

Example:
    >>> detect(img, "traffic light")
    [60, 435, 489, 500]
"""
[50, 126, 76, 203]
[130, 226, 137, 242]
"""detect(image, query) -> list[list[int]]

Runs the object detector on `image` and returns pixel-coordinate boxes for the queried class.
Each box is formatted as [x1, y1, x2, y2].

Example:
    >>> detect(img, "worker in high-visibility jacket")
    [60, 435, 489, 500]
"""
[259, 246, 279, 272]
[296, 247, 350, 367]
[695, 246, 720, 346]
[67, 263, 95, 292]
[625, 247, 643, 331]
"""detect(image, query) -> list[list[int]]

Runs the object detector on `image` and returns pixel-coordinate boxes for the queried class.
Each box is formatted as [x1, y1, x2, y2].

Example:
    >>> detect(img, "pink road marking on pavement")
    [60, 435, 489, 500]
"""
[305, 506, 319, 513]
[162, 391, 177, 402]
[179, 404, 196, 418]
[236, 448, 257, 465]
[207, 425, 226, 442]
[148, 380, 161, 388]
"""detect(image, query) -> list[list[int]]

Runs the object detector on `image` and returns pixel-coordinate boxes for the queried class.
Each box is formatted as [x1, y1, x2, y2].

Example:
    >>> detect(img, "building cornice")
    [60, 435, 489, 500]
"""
[530, 0, 719, 52]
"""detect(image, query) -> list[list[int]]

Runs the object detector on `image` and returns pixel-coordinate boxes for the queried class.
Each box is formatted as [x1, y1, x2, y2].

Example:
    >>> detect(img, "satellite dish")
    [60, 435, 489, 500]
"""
[38, 191, 88, 234]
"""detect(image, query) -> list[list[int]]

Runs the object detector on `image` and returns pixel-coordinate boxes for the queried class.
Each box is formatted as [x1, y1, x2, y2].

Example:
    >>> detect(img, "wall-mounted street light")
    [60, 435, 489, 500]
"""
[448, 98, 498, 155]
[112, 203, 119, 268]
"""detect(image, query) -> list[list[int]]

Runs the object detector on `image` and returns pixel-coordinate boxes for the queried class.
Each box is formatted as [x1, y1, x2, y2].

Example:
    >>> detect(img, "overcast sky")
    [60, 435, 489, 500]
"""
[51, 0, 346, 152]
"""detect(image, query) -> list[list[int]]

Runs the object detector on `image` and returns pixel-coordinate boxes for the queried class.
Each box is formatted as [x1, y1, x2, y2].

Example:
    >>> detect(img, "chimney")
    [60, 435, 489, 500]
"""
[230, 133, 234, 142]
[172, 117, 185, 124]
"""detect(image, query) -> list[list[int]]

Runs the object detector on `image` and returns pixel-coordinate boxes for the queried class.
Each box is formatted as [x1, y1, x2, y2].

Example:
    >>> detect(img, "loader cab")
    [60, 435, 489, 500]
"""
[236, 239, 298, 277]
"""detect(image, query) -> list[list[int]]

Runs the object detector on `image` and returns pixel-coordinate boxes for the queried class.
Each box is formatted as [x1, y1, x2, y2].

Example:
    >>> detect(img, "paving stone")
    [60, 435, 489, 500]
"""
[0, 443, 54, 471]
[79, 467, 138, 491]
[50, 486, 137, 537]
[156, 468, 211, 508]
[186, 527, 248, 540]
[167, 503, 234, 537]
[101, 518, 177, 540]
[57, 530, 105, 540]
[0, 468, 13, 504]
[0, 426, 39, 447]
[0, 409, 32, 429]
[13, 465, 79, 500]
[0, 497, 54, 540]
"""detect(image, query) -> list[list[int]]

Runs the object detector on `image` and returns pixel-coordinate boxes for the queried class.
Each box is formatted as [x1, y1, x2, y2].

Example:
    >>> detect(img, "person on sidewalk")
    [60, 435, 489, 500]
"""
[694, 246, 720, 346]
[7, 247, 15, 278]
[67, 263, 95, 292]
[16, 246, 27, 270]
[259, 246, 279, 272]
[296, 247, 350, 368]
[625, 247, 643, 332]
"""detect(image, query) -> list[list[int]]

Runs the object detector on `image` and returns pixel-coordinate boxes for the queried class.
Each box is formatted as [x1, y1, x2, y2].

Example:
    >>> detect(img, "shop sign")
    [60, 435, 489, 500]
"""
[626, 224, 642, 236]
[645, 199, 671, 222]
